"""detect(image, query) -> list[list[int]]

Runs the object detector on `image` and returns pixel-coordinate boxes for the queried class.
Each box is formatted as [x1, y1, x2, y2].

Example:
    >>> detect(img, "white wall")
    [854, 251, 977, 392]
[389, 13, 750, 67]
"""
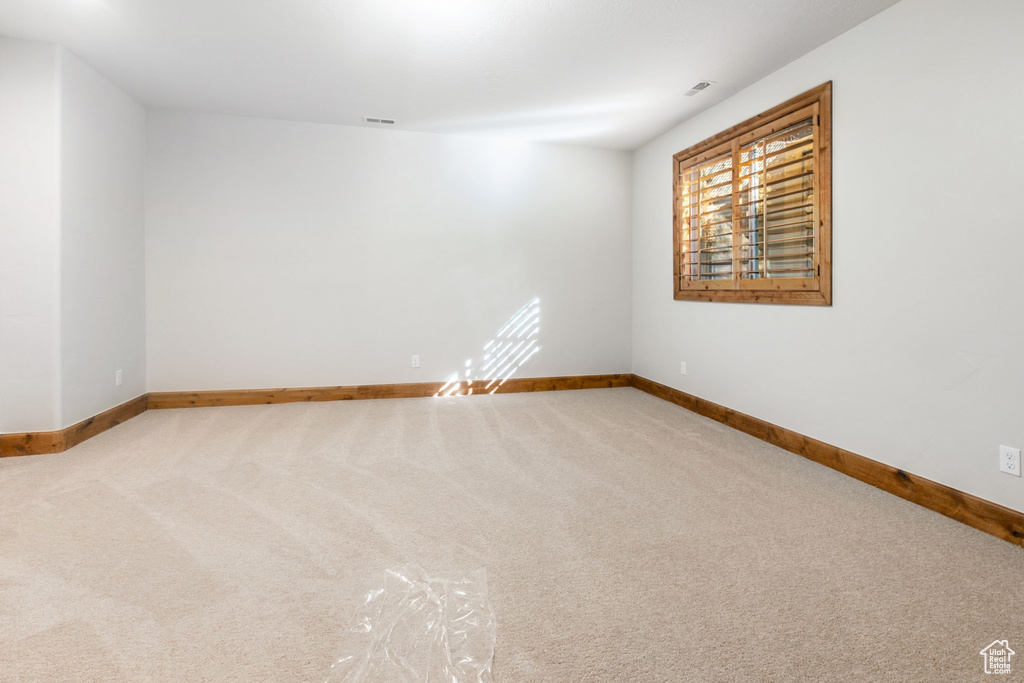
[59, 49, 146, 426]
[632, 0, 1024, 512]
[146, 113, 632, 391]
[0, 38, 61, 432]
[0, 38, 146, 434]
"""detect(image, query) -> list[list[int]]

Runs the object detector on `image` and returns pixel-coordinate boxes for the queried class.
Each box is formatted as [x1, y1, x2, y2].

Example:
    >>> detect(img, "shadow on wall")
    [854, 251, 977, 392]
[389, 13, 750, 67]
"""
[436, 298, 541, 397]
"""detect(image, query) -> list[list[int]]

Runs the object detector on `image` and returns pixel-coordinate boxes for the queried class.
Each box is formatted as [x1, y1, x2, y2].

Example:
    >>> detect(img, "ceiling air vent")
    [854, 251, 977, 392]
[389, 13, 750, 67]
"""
[683, 81, 714, 97]
[364, 116, 396, 125]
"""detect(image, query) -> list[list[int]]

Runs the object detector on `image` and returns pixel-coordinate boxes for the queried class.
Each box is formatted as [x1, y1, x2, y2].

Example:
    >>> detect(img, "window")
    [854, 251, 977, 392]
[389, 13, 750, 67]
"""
[673, 82, 831, 305]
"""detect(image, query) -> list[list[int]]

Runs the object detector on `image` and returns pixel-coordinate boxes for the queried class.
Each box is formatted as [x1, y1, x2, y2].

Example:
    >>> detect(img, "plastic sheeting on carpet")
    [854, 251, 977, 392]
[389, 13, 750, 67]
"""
[324, 565, 497, 683]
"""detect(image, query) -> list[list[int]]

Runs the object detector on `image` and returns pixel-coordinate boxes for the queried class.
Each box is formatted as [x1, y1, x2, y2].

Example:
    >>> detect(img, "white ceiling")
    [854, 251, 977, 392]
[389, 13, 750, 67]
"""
[0, 0, 900, 149]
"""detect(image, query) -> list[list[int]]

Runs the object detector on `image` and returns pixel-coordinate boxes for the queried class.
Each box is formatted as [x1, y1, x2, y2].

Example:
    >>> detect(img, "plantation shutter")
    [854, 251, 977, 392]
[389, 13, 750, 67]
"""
[673, 84, 829, 305]
[678, 152, 734, 282]
[737, 117, 816, 280]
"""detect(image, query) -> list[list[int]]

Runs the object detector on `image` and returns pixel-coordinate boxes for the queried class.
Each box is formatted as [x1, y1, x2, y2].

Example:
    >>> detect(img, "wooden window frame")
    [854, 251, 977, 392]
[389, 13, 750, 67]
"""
[673, 82, 832, 305]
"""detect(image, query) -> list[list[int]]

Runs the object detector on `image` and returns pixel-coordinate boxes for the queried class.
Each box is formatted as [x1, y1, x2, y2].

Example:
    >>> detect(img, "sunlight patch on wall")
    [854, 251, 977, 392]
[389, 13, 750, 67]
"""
[435, 297, 541, 397]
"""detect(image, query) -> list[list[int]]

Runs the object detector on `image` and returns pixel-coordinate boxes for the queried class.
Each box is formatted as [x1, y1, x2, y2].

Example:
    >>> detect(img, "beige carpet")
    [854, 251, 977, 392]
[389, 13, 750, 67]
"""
[0, 388, 1021, 682]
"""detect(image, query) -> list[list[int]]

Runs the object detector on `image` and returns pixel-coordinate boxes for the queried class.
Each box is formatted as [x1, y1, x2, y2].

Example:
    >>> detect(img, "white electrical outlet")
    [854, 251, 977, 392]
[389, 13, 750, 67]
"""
[115, 369, 123, 387]
[1000, 445, 1021, 477]
[680, 361, 687, 375]
[411, 355, 420, 368]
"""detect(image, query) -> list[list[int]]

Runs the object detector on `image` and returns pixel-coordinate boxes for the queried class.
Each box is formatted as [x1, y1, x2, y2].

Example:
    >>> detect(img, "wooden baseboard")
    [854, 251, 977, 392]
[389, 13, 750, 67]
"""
[0, 429, 64, 457]
[2, 375, 631, 455]
[62, 394, 149, 451]
[147, 374, 632, 409]
[0, 394, 148, 458]
[631, 374, 1024, 548]
[7, 371, 1017, 551]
